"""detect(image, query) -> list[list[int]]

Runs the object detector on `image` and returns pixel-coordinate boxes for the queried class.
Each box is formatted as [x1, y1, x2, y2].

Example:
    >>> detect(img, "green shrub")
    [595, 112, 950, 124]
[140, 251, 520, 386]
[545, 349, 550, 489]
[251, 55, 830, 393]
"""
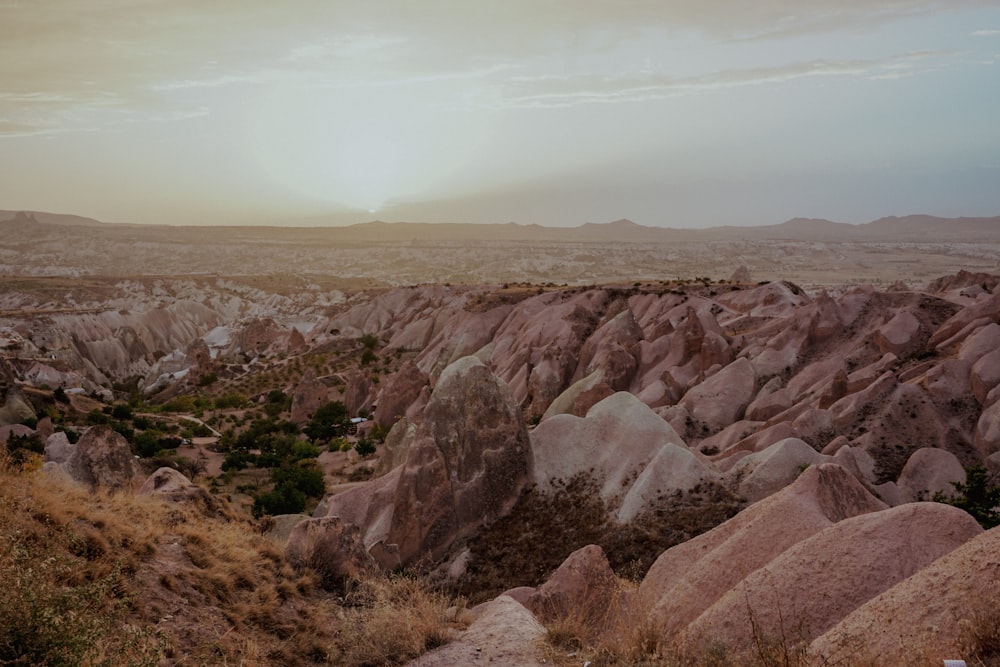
[354, 438, 377, 457]
[935, 464, 1000, 528]
[111, 404, 133, 420]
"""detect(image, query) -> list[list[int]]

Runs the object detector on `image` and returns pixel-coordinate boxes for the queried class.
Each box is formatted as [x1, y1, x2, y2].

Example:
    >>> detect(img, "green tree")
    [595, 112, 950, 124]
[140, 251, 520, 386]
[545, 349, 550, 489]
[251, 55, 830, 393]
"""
[935, 464, 1000, 529]
[303, 401, 348, 442]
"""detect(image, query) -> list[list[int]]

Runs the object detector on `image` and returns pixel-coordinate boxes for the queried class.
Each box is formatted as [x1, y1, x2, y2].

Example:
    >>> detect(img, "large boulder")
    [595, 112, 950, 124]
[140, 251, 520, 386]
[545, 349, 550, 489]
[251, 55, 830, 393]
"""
[60, 425, 141, 492]
[682, 503, 982, 651]
[407, 595, 547, 667]
[895, 447, 966, 502]
[726, 438, 828, 503]
[139, 467, 230, 517]
[518, 544, 622, 624]
[679, 357, 756, 436]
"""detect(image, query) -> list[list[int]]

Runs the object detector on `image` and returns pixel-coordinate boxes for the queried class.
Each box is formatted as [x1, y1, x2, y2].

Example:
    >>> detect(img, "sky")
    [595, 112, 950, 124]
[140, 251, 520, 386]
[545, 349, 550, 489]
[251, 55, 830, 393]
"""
[1, 1, 999, 228]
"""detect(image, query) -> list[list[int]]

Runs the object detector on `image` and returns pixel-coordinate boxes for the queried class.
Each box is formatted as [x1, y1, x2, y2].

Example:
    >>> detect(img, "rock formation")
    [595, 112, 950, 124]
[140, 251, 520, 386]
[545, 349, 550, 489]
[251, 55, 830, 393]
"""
[323, 356, 532, 568]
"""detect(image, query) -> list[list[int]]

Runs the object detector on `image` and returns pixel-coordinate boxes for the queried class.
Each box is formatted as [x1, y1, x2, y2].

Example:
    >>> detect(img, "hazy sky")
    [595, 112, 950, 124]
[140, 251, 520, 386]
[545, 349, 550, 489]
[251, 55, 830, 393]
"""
[2, 1, 999, 227]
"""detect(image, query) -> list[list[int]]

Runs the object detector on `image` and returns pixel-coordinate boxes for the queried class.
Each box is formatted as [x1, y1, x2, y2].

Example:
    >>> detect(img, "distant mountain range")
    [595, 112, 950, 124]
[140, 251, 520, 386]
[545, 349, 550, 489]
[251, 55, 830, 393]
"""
[2, 209, 999, 243]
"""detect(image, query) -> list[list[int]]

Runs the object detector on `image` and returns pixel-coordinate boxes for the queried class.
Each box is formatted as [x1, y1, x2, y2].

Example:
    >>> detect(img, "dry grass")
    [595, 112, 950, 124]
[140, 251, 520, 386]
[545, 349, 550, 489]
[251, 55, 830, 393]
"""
[958, 579, 1000, 667]
[0, 450, 468, 666]
[329, 573, 463, 666]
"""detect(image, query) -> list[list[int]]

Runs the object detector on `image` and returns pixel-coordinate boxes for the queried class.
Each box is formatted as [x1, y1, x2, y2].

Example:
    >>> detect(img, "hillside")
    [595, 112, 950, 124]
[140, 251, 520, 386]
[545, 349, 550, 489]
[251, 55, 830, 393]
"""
[2, 265, 1000, 664]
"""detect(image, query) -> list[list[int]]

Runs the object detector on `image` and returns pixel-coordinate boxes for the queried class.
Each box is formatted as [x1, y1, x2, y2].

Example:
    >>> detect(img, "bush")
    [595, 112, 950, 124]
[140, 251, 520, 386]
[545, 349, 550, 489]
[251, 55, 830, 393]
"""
[354, 437, 377, 457]
[252, 483, 307, 517]
[111, 403, 133, 420]
[935, 464, 1000, 528]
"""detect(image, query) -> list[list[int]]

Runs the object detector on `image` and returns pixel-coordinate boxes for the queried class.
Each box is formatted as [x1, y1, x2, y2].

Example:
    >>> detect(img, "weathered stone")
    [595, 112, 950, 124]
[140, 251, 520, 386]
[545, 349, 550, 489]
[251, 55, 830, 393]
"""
[60, 424, 141, 492]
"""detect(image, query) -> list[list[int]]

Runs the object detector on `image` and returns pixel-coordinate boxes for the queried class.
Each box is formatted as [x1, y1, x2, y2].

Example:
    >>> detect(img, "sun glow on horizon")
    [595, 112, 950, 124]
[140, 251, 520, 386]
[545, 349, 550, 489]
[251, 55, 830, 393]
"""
[249, 83, 492, 212]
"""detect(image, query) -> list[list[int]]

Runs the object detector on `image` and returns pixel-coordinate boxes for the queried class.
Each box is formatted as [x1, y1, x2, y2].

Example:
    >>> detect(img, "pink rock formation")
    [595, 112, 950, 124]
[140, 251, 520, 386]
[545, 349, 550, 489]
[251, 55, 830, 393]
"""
[811, 523, 1000, 665]
[325, 357, 532, 568]
[289, 368, 329, 425]
[635, 464, 887, 639]
[682, 503, 982, 651]
[531, 392, 686, 512]
[895, 447, 966, 502]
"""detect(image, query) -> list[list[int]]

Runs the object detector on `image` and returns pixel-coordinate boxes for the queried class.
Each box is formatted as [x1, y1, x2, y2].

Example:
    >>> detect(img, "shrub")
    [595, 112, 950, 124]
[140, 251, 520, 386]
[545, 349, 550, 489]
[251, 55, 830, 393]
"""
[935, 464, 1000, 528]
[111, 403, 133, 420]
[354, 437, 377, 457]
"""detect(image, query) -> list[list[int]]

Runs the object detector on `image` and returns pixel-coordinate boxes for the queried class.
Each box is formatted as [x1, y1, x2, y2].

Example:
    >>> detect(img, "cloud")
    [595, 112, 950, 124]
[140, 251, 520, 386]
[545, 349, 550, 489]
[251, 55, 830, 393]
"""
[0, 1, 991, 134]
[972, 29, 1000, 36]
[484, 51, 958, 109]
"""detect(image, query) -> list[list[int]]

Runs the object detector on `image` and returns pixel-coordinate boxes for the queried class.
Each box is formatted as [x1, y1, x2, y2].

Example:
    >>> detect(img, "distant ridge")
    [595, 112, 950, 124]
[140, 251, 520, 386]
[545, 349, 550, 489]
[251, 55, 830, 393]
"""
[2, 209, 999, 243]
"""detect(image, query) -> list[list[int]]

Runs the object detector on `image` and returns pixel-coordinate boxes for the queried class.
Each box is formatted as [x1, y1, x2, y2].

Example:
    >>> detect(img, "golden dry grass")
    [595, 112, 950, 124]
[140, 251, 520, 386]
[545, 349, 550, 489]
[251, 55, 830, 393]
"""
[0, 451, 467, 666]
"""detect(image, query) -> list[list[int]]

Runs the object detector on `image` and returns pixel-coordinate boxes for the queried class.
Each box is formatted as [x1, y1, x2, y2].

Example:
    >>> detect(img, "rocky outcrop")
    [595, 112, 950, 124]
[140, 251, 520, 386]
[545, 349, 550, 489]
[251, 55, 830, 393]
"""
[531, 392, 689, 515]
[895, 447, 966, 502]
[811, 523, 1000, 665]
[58, 425, 141, 492]
[139, 467, 230, 517]
[635, 464, 887, 639]
[407, 595, 547, 667]
[324, 357, 532, 568]
[681, 503, 982, 651]
[289, 369, 328, 425]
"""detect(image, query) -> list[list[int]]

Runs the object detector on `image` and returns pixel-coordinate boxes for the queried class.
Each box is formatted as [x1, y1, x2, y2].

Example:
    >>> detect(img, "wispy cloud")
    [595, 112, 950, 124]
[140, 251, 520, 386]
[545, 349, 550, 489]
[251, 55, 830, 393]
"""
[972, 29, 1000, 36]
[484, 51, 959, 109]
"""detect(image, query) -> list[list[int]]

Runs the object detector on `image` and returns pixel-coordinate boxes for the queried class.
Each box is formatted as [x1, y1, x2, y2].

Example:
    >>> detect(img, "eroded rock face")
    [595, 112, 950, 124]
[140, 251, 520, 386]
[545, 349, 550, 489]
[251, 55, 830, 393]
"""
[518, 544, 622, 624]
[635, 464, 887, 639]
[325, 356, 532, 568]
[895, 447, 966, 502]
[60, 425, 141, 492]
[811, 519, 1000, 665]
[289, 369, 328, 425]
[683, 503, 982, 651]
[531, 392, 689, 516]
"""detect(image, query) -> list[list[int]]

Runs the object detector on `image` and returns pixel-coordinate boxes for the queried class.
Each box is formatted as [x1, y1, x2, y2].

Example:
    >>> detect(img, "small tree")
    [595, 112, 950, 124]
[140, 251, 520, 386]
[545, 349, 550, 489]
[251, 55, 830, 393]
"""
[935, 464, 1000, 529]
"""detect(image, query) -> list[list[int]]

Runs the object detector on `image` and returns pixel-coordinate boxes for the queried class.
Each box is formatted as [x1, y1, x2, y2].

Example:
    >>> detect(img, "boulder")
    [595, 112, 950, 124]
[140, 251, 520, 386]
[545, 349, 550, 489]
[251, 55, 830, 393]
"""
[407, 595, 547, 667]
[974, 400, 1000, 457]
[895, 448, 966, 502]
[43, 431, 74, 464]
[285, 516, 375, 591]
[679, 357, 756, 436]
[60, 425, 141, 492]
[616, 443, 718, 522]
[139, 467, 229, 517]
[971, 348, 1000, 405]
[521, 544, 621, 624]
[0, 387, 36, 426]
[874, 310, 923, 357]
[726, 438, 828, 503]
